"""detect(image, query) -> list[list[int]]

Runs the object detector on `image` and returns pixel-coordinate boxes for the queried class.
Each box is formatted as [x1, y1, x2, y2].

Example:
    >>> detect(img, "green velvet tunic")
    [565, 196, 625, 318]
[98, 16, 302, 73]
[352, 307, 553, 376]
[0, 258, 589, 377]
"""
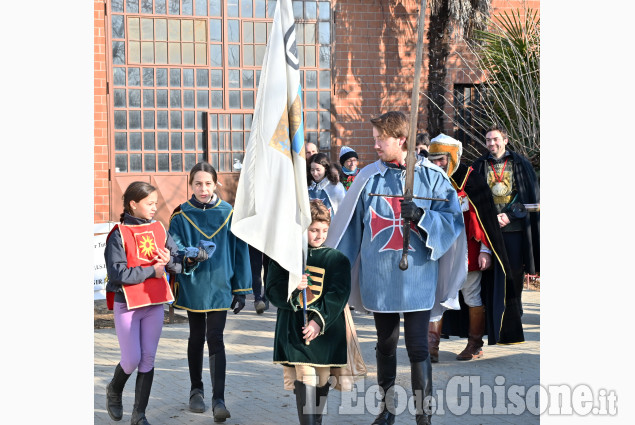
[265, 245, 351, 367]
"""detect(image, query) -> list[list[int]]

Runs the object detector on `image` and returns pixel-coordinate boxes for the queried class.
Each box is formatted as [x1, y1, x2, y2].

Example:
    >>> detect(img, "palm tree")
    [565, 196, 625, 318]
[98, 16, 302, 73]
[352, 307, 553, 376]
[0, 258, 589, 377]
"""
[472, 9, 540, 167]
[426, 0, 491, 137]
[423, 7, 541, 167]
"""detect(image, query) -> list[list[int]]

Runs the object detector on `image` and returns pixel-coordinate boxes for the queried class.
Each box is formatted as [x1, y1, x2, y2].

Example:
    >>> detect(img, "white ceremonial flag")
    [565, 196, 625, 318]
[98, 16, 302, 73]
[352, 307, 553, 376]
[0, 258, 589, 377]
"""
[231, 0, 311, 300]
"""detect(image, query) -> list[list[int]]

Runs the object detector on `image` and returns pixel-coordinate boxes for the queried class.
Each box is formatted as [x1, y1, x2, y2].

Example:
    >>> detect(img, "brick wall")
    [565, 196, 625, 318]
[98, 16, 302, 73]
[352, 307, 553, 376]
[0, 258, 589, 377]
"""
[330, 0, 426, 165]
[92, 0, 539, 222]
[95, 0, 109, 223]
[331, 0, 540, 167]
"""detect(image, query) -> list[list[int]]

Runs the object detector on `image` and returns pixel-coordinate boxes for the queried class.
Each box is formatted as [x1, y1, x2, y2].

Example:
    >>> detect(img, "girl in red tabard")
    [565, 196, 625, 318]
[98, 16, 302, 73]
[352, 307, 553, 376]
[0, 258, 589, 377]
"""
[104, 182, 205, 425]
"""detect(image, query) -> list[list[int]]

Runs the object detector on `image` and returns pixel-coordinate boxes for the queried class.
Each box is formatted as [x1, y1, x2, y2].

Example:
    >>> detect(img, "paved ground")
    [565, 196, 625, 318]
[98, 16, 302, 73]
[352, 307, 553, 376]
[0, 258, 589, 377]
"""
[94, 289, 539, 424]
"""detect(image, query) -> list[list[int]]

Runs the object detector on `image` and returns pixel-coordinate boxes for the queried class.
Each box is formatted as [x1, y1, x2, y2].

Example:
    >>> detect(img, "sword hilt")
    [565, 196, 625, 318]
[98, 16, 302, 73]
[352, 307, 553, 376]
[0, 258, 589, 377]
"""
[399, 252, 408, 270]
[399, 190, 413, 271]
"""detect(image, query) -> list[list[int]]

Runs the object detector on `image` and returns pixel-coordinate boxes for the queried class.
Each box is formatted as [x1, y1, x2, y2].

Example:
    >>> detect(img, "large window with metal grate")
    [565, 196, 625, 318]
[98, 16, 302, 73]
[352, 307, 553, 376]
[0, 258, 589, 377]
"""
[108, 0, 332, 175]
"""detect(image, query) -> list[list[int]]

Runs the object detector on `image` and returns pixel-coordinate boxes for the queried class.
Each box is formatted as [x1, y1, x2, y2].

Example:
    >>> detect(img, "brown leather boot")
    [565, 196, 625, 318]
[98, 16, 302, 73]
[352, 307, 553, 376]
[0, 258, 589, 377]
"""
[456, 306, 485, 361]
[428, 319, 443, 363]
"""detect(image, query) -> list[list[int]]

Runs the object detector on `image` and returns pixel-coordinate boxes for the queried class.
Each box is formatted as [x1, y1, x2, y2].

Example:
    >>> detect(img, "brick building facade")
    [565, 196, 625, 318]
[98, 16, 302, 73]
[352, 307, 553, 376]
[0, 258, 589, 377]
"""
[94, 0, 539, 225]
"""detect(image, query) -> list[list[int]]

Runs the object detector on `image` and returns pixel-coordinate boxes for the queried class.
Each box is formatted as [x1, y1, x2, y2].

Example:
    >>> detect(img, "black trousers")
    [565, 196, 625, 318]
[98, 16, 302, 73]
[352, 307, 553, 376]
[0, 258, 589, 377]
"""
[373, 310, 431, 363]
[186, 310, 227, 392]
[248, 245, 270, 301]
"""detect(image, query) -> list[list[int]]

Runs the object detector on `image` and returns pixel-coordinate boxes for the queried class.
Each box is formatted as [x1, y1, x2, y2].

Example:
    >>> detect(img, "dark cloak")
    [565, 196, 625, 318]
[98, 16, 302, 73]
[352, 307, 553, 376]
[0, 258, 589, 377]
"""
[441, 163, 524, 344]
[472, 150, 540, 275]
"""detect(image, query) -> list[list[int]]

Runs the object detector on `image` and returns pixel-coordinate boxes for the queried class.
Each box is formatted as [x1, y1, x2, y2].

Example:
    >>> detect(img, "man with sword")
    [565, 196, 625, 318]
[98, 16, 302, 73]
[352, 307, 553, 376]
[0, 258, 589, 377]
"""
[325, 111, 465, 425]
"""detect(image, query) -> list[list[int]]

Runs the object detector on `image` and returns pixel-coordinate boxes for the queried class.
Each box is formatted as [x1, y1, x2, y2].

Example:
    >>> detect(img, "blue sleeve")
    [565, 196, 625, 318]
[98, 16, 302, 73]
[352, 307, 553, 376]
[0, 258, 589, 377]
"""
[335, 194, 365, 266]
[417, 172, 464, 261]
[229, 216, 253, 295]
[167, 214, 199, 275]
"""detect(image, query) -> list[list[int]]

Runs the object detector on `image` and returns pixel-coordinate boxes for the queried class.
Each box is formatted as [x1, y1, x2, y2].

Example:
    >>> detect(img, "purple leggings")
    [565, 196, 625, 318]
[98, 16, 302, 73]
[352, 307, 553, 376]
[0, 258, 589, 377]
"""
[114, 302, 164, 374]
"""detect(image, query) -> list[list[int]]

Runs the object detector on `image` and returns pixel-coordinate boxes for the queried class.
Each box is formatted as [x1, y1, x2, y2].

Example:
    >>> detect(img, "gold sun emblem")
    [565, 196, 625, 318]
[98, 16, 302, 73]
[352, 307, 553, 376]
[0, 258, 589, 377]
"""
[138, 235, 156, 258]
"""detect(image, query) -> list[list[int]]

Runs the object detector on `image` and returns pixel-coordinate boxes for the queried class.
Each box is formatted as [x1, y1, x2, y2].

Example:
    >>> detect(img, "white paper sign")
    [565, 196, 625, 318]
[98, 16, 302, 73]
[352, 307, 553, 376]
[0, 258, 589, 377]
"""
[94, 222, 117, 300]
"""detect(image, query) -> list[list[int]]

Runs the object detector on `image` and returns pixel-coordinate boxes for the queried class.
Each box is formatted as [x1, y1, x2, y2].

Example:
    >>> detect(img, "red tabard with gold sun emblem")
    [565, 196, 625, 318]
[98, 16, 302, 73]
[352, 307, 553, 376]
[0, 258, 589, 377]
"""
[115, 222, 174, 309]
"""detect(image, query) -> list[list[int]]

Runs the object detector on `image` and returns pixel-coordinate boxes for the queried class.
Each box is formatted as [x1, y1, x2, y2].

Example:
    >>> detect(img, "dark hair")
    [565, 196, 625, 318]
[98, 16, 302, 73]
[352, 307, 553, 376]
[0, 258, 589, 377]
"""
[370, 111, 410, 150]
[416, 132, 430, 147]
[307, 153, 339, 185]
[310, 199, 331, 225]
[120, 181, 157, 222]
[486, 125, 508, 140]
[330, 162, 344, 180]
[188, 162, 218, 185]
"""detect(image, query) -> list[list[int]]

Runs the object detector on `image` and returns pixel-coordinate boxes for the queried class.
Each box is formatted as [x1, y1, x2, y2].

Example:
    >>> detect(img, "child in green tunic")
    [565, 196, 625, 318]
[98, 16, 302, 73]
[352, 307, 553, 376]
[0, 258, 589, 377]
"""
[266, 199, 351, 425]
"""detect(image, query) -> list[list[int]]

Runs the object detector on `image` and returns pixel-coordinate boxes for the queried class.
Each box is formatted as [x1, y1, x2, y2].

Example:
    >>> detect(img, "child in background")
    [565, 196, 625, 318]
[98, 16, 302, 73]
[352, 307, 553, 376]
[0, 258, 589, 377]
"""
[168, 162, 252, 422]
[104, 181, 197, 425]
[307, 153, 346, 219]
[266, 199, 351, 425]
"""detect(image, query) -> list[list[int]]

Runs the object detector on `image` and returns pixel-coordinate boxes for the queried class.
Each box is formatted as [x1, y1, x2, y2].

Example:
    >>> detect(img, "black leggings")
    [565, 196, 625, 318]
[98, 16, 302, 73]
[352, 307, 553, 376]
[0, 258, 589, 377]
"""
[373, 310, 431, 363]
[187, 310, 227, 392]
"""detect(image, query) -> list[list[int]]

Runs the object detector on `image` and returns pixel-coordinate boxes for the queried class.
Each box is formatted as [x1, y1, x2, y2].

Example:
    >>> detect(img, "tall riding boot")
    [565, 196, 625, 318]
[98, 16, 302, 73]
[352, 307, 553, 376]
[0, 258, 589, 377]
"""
[187, 341, 205, 412]
[107, 363, 132, 421]
[371, 348, 397, 425]
[315, 381, 330, 425]
[456, 306, 485, 361]
[209, 353, 231, 422]
[293, 380, 317, 425]
[411, 358, 433, 425]
[428, 319, 443, 364]
[130, 369, 154, 425]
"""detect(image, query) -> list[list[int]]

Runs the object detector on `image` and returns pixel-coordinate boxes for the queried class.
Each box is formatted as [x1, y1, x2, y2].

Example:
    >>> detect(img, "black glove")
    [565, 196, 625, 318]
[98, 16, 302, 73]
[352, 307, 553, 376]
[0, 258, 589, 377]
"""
[184, 246, 209, 263]
[400, 200, 424, 222]
[231, 294, 246, 314]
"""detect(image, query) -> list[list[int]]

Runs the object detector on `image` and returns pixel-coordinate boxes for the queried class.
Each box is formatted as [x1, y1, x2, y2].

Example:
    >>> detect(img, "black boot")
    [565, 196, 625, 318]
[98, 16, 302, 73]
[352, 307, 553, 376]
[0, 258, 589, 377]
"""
[411, 358, 433, 425]
[188, 388, 205, 413]
[107, 363, 131, 421]
[210, 353, 231, 422]
[371, 348, 397, 425]
[187, 337, 206, 413]
[293, 380, 317, 425]
[315, 382, 330, 425]
[130, 369, 154, 425]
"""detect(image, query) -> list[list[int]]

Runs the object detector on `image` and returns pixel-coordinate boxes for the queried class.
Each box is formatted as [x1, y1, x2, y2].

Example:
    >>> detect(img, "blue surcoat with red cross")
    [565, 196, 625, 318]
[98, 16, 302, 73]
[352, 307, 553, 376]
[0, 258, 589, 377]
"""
[327, 160, 465, 313]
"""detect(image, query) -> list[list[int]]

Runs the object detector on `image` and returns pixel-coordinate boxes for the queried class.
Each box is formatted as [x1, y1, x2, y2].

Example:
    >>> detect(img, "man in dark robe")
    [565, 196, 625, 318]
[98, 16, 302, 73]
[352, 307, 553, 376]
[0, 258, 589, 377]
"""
[472, 126, 540, 342]
[427, 134, 522, 364]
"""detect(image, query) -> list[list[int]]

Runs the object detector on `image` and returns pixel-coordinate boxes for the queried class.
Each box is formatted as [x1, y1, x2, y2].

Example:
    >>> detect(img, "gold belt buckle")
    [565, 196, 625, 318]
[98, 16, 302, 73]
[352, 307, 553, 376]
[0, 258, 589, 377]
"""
[494, 195, 512, 204]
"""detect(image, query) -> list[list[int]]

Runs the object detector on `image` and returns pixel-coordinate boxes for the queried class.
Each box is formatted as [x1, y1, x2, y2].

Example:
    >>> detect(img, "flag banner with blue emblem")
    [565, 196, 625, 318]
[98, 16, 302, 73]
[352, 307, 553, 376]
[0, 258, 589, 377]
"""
[231, 0, 311, 301]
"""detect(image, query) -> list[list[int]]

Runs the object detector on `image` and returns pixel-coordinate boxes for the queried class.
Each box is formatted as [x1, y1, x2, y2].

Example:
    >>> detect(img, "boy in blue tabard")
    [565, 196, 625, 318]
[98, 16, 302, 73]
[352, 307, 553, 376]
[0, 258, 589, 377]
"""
[325, 111, 466, 425]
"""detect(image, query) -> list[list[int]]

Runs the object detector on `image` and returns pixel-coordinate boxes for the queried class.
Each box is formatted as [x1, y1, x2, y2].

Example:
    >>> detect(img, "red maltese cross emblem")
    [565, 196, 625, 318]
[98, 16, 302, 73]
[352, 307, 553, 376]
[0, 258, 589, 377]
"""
[369, 197, 420, 252]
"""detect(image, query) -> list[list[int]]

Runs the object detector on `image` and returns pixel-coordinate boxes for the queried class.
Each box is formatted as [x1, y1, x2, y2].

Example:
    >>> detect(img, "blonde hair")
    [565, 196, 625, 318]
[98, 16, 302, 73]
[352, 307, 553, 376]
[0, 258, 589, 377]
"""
[309, 199, 330, 225]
